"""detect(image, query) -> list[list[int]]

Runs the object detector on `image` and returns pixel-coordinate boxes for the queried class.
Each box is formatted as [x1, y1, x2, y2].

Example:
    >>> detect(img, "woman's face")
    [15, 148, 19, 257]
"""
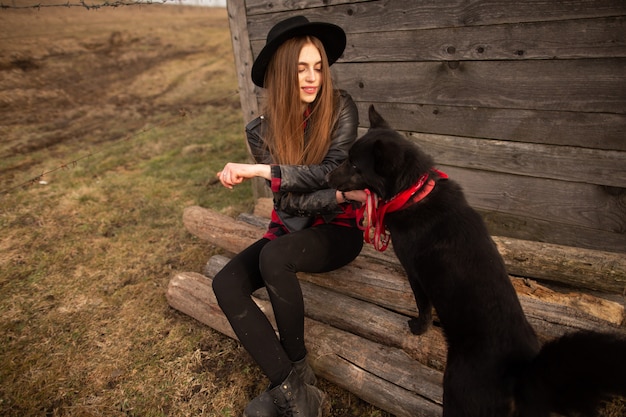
[298, 42, 322, 106]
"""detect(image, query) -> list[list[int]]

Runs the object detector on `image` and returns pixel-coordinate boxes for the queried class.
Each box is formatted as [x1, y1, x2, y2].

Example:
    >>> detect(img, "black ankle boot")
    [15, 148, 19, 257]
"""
[268, 369, 324, 417]
[242, 389, 274, 417]
[268, 370, 324, 417]
[293, 357, 316, 386]
[243, 358, 317, 417]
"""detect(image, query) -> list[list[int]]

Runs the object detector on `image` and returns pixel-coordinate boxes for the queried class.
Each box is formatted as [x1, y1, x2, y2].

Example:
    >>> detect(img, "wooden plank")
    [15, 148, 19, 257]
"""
[250, 16, 626, 62]
[479, 210, 626, 256]
[227, 0, 260, 123]
[344, 16, 626, 62]
[353, 102, 626, 152]
[405, 132, 626, 188]
[245, 0, 626, 38]
[227, 0, 271, 199]
[332, 59, 626, 113]
[438, 166, 626, 252]
[245, 0, 370, 16]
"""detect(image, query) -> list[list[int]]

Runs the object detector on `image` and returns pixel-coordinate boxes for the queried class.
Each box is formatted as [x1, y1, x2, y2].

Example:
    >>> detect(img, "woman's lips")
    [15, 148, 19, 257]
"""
[302, 86, 317, 94]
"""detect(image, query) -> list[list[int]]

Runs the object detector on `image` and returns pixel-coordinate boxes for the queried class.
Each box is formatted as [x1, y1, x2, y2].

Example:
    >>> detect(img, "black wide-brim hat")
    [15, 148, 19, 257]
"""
[251, 15, 346, 88]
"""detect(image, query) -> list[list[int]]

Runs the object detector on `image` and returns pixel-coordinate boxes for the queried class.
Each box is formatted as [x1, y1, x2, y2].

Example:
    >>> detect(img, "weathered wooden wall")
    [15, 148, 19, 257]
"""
[227, 0, 626, 253]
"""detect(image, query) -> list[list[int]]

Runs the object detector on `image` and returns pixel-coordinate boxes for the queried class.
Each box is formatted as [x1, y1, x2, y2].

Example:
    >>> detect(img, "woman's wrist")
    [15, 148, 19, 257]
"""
[256, 164, 272, 180]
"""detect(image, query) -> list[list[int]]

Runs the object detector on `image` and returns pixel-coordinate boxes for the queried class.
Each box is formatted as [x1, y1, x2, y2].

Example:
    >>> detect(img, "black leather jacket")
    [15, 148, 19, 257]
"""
[245, 90, 359, 232]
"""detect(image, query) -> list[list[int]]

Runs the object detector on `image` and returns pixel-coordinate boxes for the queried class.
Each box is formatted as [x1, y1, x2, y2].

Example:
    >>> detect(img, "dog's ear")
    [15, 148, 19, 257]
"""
[368, 105, 391, 130]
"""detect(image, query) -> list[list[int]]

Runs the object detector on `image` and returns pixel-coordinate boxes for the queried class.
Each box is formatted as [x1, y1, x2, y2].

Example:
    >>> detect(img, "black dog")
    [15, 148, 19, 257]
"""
[327, 105, 626, 417]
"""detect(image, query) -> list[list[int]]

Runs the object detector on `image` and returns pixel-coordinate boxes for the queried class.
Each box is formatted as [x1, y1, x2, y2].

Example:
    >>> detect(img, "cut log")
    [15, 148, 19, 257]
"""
[205, 255, 625, 351]
[167, 271, 444, 417]
[167, 267, 626, 416]
[184, 206, 625, 329]
[305, 322, 443, 417]
[183, 205, 261, 255]
[510, 279, 624, 326]
[174, 202, 626, 416]
[250, 199, 626, 295]
[166, 269, 238, 340]
[204, 255, 449, 370]
[186, 204, 626, 295]
[494, 237, 626, 295]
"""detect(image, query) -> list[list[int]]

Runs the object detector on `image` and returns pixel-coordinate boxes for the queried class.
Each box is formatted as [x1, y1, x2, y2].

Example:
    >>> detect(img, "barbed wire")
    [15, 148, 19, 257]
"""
[0, 0, 174, 10]
[0, 90, 240, 197]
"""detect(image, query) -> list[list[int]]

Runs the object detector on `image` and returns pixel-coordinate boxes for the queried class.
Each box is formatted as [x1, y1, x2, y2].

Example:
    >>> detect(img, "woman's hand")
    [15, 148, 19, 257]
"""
[337, 189, 368, 204]
[217, 163, 271, 189]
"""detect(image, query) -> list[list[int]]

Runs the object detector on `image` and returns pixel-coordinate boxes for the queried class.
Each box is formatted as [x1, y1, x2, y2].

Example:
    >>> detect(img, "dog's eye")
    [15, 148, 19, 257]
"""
[351, 163, 361, 173]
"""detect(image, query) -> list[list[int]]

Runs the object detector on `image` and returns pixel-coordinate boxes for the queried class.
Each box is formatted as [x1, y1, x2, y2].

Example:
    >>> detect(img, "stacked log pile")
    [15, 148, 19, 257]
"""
[167, 201, 626, 417]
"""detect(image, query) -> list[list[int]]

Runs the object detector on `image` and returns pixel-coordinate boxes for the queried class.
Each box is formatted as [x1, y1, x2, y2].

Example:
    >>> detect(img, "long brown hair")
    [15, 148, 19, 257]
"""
[263, 36, 338, 165]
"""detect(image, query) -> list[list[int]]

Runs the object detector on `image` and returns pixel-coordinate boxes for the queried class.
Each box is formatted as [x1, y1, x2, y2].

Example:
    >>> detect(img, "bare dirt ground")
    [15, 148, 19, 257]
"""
[0, 2, 234, 177]
[0, 3, 391, 416]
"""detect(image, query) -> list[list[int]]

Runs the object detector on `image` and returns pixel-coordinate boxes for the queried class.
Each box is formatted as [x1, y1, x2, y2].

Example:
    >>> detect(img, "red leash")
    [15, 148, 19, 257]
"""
[356, 169, 447, 252]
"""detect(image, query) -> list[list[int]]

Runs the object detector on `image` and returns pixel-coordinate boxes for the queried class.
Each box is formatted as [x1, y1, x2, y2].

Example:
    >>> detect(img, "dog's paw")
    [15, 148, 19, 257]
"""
[408, 317, 430, 335]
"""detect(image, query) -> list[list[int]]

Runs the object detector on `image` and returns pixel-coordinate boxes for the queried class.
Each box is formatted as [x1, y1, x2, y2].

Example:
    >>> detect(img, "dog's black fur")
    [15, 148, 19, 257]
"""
[327, 106, 626, 417]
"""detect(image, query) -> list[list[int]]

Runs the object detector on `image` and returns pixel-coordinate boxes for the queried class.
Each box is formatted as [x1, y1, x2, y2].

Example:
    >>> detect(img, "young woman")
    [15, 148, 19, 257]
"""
[213, 15, 365, 417]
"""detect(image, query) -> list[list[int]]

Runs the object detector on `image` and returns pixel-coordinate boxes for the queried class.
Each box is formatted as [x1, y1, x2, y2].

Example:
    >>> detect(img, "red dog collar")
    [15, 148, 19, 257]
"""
[357, 169, 448, 251]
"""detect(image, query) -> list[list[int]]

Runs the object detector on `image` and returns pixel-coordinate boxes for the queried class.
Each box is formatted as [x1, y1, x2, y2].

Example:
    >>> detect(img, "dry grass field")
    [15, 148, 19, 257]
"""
[0, 3, 390, 416]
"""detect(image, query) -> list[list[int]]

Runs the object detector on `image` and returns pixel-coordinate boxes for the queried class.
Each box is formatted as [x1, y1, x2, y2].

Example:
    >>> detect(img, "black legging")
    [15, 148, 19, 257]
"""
[212, 224, 363, 386]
